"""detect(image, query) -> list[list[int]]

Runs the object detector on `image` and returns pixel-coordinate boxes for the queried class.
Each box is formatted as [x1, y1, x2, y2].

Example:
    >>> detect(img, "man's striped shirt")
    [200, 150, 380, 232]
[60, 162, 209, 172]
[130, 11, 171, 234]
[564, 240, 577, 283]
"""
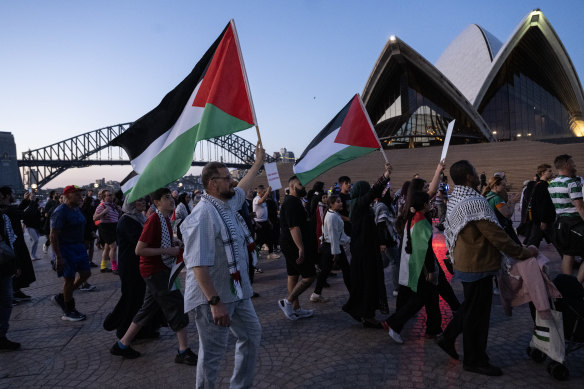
[548, 175, 583, 217]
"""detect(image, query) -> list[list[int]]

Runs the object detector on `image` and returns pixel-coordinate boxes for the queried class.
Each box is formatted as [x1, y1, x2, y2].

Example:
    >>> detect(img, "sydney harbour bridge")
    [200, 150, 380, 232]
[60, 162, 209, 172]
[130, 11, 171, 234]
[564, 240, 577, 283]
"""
[17, 123, 274, 189]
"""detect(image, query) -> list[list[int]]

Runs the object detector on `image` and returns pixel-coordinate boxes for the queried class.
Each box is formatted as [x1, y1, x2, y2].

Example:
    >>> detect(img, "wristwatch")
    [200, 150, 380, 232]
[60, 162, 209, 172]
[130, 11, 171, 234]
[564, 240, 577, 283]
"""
[208, 296, 221, 305]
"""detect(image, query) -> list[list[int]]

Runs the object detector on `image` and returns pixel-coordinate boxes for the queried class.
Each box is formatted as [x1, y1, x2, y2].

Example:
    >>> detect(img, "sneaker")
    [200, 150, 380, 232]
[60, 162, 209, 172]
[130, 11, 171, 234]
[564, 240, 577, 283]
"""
[112, 269, 119, 275]
[463, 363, 503, 376]
[267, 253, 280, 260]
[13, 290, 31, 301]
[254, 267, 264, 274]
[392, 290, 399, 297]
[62, 310, 87, 322]
[0, 336, 21, 350]
[309, 293, 329, 303]
[175, 348, 197, 365]
[51, 293, 66, 313]
[79, 282, 96, 292]
[436, 334, 459, 360]
[100, 268, 112, 273]
[89, 262, 98, 268]
[382, 321, 404, 344]
[110, 341, 141, 359]
[388, 327, 404, 344]
[278, 299, 298, 320]
[294, 308, 314, 319]
[42, 244, 48, 254]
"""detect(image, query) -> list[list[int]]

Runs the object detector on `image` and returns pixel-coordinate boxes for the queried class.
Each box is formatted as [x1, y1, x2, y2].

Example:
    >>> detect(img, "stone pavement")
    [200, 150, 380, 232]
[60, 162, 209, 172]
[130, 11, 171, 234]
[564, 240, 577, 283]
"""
[1, 231, 583, 389]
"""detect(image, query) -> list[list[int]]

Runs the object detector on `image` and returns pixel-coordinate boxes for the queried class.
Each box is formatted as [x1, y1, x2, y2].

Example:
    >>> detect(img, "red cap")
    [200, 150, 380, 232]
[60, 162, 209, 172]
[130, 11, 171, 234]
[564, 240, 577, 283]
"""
[63, 185, 83, 195]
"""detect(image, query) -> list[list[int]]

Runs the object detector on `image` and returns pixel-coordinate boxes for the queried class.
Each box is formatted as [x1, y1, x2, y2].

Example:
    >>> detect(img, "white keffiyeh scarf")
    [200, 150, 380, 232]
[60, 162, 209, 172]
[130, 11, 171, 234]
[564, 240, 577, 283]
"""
[444, 185, 500, 263]
[201, 192, 256, 299]
[155, 208, 176, 268]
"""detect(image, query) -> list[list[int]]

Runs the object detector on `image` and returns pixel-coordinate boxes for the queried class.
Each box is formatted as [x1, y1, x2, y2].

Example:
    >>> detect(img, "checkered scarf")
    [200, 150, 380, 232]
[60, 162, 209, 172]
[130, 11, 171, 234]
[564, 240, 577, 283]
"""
[155, 208, 176, 268]
[1, 213, 16, 247]
[201, 192, 256, 299]
[444, 185, 500, 263]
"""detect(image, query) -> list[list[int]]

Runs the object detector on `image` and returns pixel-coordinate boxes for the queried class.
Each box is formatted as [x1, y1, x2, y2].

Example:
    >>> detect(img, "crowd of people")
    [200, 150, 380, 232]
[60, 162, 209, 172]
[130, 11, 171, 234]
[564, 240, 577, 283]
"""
[1, 150, 584, 384]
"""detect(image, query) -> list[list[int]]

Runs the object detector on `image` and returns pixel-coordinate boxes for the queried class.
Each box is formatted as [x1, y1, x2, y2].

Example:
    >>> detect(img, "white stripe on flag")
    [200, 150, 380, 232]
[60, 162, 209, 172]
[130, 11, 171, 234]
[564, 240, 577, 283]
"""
[293, 128, 348, 174]
[121, 174, 141, 194]
[132, 81, 204, 174]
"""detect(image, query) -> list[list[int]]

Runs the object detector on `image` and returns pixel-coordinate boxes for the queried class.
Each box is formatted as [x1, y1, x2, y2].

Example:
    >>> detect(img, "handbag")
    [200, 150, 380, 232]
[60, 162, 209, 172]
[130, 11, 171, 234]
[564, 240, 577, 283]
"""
[530, 307, 565, 364]
[0, 239, 16, 266]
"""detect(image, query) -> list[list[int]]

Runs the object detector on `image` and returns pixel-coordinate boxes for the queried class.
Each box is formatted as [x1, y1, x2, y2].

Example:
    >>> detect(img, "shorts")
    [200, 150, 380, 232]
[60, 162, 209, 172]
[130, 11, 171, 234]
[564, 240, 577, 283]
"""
[555, 217, 584, 256]
[133, 270, 189, 332]
[281, 244, 316, 278]
[60, 243, 91, 279]
[98, 222, 117, 244]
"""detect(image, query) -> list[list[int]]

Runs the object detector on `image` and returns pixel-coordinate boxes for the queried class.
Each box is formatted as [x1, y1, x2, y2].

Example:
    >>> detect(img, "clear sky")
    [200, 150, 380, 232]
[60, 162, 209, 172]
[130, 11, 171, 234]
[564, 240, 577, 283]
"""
[2, 0, 583, 188]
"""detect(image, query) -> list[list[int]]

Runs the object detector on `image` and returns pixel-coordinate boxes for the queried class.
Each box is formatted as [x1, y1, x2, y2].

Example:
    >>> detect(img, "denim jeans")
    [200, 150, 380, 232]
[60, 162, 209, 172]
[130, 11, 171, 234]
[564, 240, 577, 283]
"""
[0, 275, 13, 337]
[194, 298, 261, 389]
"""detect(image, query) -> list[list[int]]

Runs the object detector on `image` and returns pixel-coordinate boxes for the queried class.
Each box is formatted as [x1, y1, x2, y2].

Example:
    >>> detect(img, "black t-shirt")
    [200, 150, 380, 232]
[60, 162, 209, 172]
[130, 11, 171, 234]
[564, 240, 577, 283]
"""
[279, 195, 313, 251]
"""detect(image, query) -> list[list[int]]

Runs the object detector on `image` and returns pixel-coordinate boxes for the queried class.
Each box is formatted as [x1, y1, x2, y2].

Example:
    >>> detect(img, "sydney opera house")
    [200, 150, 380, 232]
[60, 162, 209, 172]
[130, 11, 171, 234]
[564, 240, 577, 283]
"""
[362, 9, 584, 149]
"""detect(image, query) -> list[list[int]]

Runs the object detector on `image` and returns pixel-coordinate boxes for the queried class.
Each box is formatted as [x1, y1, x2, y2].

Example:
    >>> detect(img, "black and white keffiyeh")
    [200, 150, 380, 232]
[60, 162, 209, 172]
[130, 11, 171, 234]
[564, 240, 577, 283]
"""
[444, 185, 500, 263]
[155, 208, 176, 268]
[201, 192, 256, 299]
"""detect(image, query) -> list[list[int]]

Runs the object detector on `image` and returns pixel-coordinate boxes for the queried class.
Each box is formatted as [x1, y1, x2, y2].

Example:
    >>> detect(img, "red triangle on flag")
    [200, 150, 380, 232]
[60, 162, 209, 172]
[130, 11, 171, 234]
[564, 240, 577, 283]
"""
[334, 94, 379, 148]
[192, 22, 254, 125]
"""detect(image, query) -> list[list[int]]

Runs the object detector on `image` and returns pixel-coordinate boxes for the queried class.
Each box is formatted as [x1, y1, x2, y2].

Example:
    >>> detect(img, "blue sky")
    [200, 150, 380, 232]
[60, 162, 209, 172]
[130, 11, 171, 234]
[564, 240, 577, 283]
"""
[2, 1, 583, 188]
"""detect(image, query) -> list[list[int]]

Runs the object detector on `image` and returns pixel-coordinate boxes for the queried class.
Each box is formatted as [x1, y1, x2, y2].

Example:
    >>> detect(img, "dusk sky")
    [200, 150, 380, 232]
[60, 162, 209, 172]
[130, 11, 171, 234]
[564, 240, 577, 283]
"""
[2, 1, 583, 188]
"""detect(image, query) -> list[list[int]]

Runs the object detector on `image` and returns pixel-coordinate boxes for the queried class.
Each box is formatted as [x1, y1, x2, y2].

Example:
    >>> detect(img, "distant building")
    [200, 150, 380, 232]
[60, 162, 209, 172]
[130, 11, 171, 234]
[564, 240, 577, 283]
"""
[274, 148, 295, 163]
[362, 9, 584, 148]
[0, 132, 24, 192]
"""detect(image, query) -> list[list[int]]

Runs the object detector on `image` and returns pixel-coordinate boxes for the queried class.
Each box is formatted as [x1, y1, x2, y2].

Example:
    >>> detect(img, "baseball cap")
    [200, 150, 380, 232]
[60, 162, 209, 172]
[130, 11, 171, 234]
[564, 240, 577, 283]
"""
[63, 185, 84, 195]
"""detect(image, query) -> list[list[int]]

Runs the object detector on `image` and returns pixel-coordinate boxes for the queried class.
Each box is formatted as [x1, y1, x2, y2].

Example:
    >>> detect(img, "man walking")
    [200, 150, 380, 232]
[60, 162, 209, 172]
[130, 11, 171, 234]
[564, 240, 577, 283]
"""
[437, 160, 537, 376]
[548, 154, 584, 282]
[181, 145, 265, 388]
[50, 185, 92, 321]
[277, 176, 316, 320]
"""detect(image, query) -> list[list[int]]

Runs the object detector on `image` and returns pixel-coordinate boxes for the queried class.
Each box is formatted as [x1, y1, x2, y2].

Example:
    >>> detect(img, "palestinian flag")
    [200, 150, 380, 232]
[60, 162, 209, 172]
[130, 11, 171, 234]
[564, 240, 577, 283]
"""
[293, 94, 382, 185]
[397, 212, 432, 293]
[110, 20, 256, 202]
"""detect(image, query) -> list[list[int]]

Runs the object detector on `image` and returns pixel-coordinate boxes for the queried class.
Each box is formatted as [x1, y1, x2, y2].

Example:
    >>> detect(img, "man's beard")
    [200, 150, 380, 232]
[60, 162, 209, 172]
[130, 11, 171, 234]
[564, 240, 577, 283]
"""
[220, 188, 236, 199]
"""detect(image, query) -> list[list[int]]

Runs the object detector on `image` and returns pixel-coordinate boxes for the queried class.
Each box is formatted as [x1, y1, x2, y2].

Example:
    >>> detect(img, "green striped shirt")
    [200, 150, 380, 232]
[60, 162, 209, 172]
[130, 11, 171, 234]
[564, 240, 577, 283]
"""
[548, 175, 583, 217]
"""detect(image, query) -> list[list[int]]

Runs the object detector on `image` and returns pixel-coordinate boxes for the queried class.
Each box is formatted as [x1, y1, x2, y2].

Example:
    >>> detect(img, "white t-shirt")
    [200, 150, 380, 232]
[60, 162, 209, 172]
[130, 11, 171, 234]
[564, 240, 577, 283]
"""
[252, 195, 268, 222]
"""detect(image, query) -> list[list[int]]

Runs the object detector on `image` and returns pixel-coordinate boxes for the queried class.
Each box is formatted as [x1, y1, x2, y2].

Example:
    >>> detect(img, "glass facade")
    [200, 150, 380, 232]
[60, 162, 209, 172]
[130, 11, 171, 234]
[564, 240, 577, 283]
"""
[370, 64, 488, 148]
[478, 29, 575, 140]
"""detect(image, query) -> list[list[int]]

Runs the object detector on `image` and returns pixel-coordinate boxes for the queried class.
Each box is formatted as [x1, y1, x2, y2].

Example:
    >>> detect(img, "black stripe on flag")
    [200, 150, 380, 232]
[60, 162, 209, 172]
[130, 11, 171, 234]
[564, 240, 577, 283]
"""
[109, 23, 230, 160]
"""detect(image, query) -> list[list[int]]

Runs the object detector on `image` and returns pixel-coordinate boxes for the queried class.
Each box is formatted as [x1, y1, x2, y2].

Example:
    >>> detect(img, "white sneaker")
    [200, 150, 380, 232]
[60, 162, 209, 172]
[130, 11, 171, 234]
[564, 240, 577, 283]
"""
[309, 293, 329, 303]
[392, 290, 399, 297]
[267, 253, 281, 260]
[278, 299, 298, 320]
[294, 308, 314, 319]
[388, 327, 404, 344]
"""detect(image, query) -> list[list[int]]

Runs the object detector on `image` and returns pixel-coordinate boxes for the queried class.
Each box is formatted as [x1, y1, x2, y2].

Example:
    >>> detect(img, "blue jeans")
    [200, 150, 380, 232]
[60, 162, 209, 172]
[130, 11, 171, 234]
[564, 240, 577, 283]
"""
[194, 298, 261, 389]
[0, 275, 13, 337]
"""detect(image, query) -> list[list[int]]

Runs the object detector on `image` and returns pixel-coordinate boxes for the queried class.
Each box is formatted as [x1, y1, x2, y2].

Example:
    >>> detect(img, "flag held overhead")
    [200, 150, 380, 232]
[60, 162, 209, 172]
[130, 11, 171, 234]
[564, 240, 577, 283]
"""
[110, 20, 256, 202]
[293, 94, 382, 186]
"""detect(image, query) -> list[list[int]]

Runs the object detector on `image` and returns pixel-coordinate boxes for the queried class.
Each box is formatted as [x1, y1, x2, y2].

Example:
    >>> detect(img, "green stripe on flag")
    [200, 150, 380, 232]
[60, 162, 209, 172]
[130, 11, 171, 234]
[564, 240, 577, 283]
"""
[295, 145, 377, 186]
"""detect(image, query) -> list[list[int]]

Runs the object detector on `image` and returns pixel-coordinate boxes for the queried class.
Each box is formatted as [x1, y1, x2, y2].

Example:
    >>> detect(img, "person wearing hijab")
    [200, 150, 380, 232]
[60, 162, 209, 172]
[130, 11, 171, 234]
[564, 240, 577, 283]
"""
[342, 164, 391, 328]
[103, 197, 161, 339]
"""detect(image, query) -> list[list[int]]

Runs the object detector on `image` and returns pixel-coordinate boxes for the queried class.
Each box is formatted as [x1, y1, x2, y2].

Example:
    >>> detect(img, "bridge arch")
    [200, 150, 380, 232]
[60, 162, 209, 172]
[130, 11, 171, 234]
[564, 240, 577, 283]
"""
[18, 122, 271, 188]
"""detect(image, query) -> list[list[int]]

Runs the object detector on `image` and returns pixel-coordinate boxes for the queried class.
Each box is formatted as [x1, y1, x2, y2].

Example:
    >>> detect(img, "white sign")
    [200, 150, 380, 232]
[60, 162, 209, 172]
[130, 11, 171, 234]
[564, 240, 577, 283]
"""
[264, 162, 282, 190]
[440, 120, 456, 162]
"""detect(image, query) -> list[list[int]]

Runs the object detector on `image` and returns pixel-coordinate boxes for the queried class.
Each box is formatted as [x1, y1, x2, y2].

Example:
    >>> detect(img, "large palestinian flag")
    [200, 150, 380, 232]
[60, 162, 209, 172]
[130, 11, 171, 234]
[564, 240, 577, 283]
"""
[110, 20, 256, 202]
[293, 94, 381, 185]
[398, 212, 432, 293]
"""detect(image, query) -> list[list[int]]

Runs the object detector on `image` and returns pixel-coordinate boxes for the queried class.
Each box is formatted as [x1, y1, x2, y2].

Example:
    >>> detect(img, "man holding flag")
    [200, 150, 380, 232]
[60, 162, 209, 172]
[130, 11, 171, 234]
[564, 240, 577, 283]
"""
[181, 145, 264, 389]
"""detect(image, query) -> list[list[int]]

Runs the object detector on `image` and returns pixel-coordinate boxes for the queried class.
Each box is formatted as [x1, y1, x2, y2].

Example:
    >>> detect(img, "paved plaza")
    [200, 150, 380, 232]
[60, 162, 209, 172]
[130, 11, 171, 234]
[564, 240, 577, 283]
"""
[1, 230, 583, 388]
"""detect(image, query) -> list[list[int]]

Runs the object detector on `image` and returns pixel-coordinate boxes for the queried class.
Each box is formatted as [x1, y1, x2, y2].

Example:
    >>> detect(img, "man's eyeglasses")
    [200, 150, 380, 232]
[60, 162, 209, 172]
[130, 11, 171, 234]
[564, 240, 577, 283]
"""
[211, 176, 232, 181]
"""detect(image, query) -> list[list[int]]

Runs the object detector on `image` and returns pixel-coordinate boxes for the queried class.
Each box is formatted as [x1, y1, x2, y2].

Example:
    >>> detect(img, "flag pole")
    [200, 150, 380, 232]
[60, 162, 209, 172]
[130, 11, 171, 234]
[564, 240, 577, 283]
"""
[357, 93, 389, 163]
[230, 19, 262, 147]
